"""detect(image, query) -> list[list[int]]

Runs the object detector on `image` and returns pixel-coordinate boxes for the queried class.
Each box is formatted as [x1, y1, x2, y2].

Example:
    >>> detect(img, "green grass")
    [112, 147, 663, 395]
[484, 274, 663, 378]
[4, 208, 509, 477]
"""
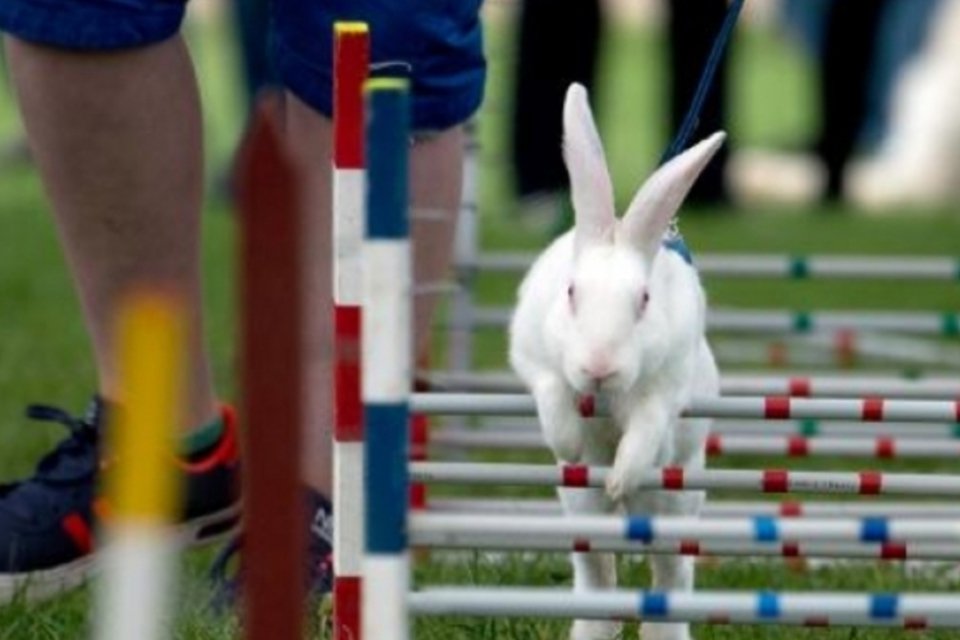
[1, 11, 959, 640]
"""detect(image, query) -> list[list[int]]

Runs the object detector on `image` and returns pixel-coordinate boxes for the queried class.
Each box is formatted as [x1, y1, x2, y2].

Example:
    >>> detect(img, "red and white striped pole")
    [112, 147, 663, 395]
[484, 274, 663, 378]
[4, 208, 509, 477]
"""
[332, 21, 369, 640]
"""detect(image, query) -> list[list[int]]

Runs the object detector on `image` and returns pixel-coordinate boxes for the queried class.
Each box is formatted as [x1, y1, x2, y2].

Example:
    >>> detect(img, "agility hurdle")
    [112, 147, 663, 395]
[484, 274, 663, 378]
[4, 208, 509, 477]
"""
[410, 513, 960, 545]
[411, 462, 960, 496]
[466, 250, 960, 281]
[429, 429, 960, 460]
[710, 333, 958, 369]
[427, 498, 960, 520]
[410, 588, 960, 628]
[331, 23, 368, 640]
[413, 534, 960, 562]
[357, 52, 960, 640]
[438, 416, 960, 440]
[422, 370, 960, 399]
[411, 392, 960, 422]
[361, 77, 413, 640]
[462, 306, 960, 337]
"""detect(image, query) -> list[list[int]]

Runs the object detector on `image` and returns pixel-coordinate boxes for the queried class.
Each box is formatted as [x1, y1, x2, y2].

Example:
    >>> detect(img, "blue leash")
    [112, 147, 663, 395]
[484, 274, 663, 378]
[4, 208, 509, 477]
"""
[659, 0, 745, 266]
[659, 0, 745, 165]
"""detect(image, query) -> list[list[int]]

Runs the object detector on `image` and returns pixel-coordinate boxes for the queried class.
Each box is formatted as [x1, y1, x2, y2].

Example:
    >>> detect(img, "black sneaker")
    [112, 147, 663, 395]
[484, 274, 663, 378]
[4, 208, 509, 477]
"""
[209, 487, 333, 612]
[0, 397, 241, 603]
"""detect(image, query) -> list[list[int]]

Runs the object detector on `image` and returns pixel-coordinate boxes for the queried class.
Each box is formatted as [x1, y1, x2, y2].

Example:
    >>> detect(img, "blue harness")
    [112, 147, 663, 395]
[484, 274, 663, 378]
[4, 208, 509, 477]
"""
[662, 236, 694, 266]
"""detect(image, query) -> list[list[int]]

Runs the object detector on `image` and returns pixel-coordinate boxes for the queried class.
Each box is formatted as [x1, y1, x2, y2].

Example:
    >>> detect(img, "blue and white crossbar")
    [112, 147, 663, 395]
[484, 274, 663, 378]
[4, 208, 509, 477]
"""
[410, 588, 960, 628]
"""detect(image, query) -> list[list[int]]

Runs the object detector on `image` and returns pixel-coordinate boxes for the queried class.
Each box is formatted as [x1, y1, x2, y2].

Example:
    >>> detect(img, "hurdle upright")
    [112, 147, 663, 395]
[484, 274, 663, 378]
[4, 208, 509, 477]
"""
[362, 78, 413, 640]
[331, 21, 369, 640]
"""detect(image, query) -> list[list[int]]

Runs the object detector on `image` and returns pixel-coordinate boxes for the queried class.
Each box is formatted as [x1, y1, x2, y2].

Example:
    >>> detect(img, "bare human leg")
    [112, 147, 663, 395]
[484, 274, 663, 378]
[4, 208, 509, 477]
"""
[284, 93, 463, 496]
[5, 35, 217, 431]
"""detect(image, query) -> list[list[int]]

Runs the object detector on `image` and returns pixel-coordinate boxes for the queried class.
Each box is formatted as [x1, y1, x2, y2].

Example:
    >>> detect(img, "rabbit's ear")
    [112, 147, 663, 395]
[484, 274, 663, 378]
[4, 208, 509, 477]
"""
[563, 83, 615, 254]
[621, 132, 726, 258]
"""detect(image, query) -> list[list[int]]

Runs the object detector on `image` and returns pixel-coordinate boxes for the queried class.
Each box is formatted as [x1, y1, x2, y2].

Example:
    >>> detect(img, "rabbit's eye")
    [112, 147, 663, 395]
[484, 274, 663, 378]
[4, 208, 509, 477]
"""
[567, 283, 576, 311]
[636, 289, 650, 318]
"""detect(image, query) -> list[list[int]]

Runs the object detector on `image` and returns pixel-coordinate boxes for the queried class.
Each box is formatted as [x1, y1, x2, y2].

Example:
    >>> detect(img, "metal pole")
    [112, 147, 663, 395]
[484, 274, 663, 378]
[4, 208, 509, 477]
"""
[469, 251, 960, 281]
[410, 588, 960, 628]
[331, 22, 369, 640]
[463, 307, 960, 337]
[411, 462, 960, 496]
[422, 370, 960, 399]
[426, 498, 960, 520]
[362, 78, 411, 640]
[410, 392, 960, 423]
[410, 513, 960, 545]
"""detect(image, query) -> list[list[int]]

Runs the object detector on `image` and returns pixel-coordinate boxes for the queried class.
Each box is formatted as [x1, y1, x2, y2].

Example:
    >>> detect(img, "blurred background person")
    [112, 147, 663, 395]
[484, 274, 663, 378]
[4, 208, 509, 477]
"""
[509, 0, 731, 235]
[847, 0, 960, 211]
[730, 0, 943, 208]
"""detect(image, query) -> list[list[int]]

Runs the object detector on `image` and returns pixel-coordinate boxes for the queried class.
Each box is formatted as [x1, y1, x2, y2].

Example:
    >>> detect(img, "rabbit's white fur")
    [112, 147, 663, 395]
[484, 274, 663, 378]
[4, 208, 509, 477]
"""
[508, 84, 723, 640]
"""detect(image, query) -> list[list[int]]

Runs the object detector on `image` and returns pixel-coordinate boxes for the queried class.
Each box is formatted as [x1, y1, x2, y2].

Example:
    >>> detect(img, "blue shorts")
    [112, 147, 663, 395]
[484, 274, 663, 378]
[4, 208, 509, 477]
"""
[0, 0, 486, 131]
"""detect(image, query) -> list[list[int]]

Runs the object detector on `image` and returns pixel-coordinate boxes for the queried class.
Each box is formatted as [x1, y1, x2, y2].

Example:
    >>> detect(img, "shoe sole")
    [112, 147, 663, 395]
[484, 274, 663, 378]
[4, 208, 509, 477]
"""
[0, 503, 242, 605]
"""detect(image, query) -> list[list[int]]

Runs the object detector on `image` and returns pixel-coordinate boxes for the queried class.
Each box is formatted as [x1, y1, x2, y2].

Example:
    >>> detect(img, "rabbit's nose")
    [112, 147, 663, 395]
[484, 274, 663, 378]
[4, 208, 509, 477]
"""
[583, 362, 617, 384]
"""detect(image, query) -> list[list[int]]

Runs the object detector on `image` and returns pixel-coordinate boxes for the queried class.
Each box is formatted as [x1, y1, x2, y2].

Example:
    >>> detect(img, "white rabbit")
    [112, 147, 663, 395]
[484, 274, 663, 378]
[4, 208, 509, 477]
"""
[508, 83, 723, 640]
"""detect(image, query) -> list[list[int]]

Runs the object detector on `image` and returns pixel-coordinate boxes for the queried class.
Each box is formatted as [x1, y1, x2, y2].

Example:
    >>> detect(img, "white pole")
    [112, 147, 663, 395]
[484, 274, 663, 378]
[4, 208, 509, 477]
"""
[411, 461, 960, 496]
[410, 588, 960, 627]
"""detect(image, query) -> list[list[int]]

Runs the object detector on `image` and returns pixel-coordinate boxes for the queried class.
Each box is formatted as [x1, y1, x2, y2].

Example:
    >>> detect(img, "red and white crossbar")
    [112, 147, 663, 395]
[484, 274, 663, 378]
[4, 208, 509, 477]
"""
[410, 588, 960, 628]
[410, 392, 960, 423]
[427, 498, 960, 520]
[428, 429, 960, 459]
[422, 371, 960, 400]
[415, 535, 960, 561]
[448, 417, 960, 440]
[411, 462, 960, 496]
[331, 21, 368, 640]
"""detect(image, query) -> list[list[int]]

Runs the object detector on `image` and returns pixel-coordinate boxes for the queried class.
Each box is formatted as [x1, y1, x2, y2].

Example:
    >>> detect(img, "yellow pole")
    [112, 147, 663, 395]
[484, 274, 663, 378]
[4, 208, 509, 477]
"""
[95, 289, 185, 640]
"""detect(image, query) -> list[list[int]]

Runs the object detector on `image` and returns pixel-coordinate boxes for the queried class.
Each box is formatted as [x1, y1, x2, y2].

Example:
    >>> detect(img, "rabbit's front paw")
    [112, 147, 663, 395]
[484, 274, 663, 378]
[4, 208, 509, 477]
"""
[605, 457, 646, 502]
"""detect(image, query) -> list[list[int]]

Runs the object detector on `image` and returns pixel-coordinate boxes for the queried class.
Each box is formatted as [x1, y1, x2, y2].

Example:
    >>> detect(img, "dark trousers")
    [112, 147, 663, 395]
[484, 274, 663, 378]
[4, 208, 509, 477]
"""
[510, 0, 731, 204]
[816, 0, 889, 198]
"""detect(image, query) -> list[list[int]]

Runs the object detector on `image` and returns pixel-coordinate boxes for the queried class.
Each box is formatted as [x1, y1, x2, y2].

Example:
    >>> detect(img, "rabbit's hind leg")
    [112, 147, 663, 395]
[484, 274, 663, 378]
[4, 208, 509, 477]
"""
[624, 490, 701, 640]
[560, 434, 622, 640]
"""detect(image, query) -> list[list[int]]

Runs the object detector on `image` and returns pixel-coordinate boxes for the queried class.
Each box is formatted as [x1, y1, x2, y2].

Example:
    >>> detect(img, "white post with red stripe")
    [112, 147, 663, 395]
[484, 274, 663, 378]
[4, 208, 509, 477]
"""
[332, 22, 368, 640]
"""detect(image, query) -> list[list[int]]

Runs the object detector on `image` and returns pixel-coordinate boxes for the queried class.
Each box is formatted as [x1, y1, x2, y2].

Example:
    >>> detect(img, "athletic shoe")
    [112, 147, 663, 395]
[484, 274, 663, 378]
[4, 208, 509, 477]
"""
[208, 487, 334, 612]
[0, 396, 241, 603]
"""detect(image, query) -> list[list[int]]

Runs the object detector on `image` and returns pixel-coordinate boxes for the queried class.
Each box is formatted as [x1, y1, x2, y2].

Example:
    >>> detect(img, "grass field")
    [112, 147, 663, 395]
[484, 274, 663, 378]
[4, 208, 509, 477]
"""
[1, 10, 959, 639]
